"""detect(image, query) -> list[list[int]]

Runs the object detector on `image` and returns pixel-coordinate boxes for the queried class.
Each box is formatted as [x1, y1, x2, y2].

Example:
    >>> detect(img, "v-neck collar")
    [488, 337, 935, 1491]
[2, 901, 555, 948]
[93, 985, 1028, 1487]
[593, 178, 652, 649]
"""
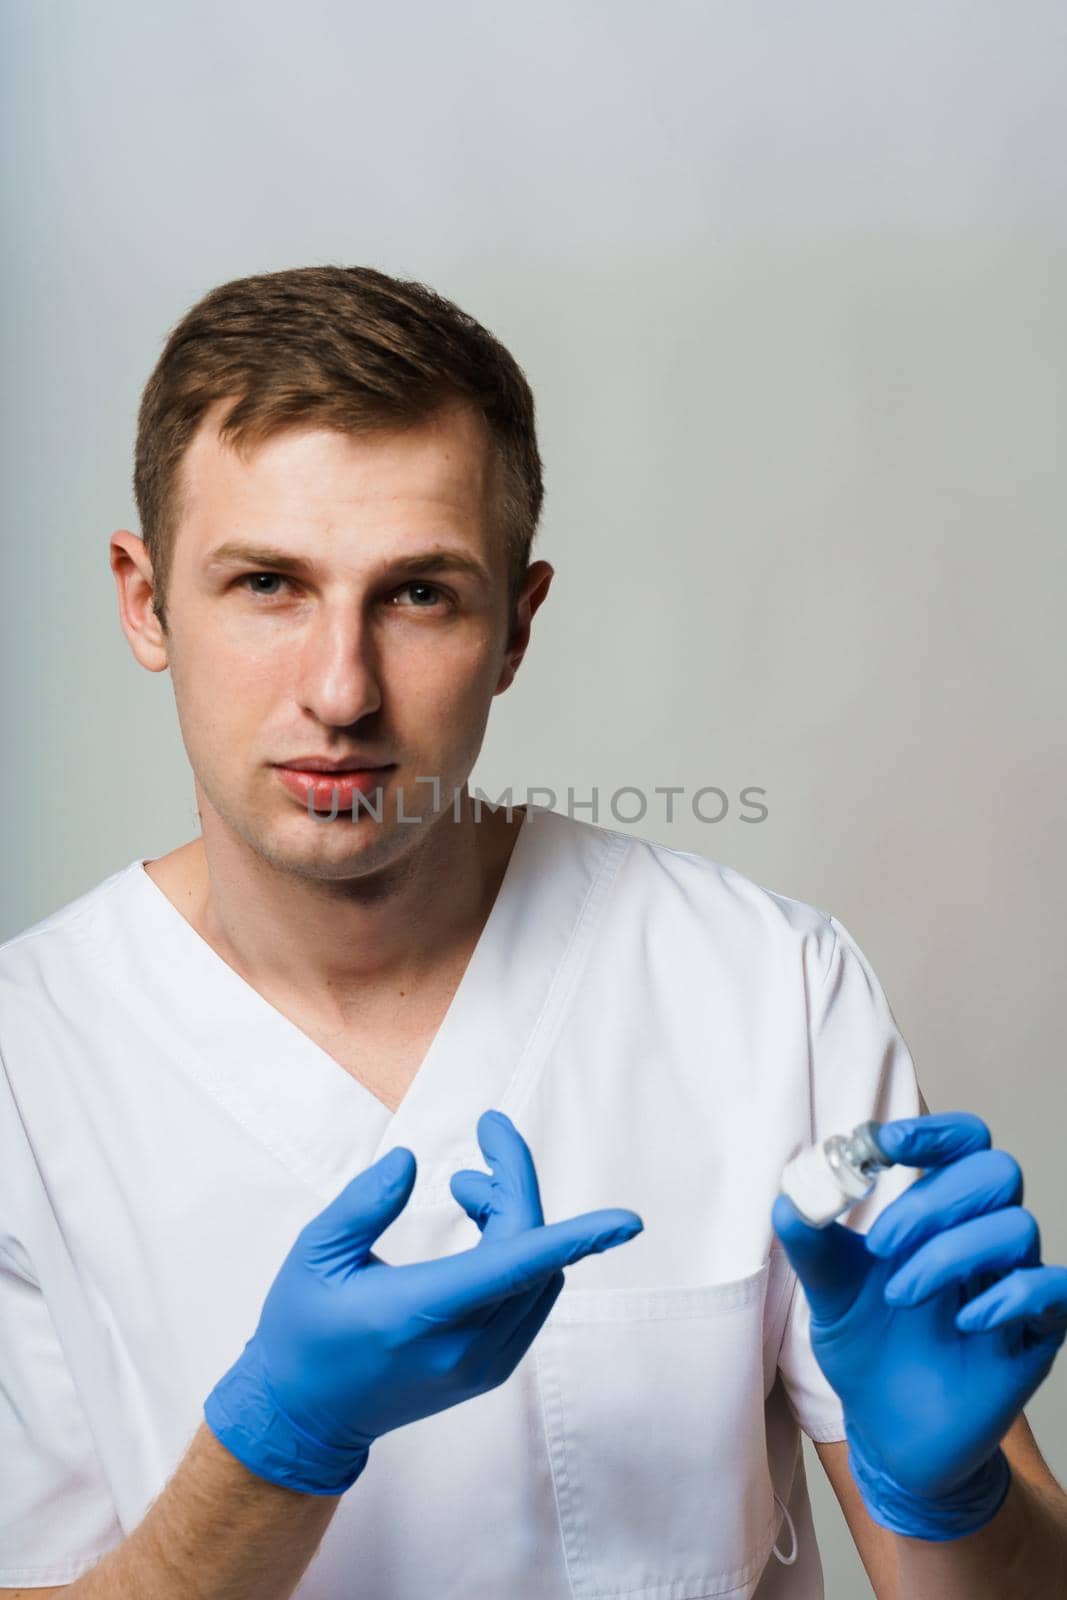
[100, 807, 631, 1206]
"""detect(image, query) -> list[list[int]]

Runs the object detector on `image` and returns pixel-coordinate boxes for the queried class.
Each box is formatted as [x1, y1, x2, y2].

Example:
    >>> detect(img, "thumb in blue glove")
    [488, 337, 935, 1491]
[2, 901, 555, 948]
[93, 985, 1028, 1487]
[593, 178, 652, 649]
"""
[772, 1111, 1067, 1540]
[205, 1116, 643, 1495]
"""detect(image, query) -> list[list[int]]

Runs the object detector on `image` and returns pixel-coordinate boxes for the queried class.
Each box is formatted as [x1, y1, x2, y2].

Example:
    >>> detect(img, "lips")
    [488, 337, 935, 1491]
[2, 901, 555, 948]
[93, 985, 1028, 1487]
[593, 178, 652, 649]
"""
[275, 763, 396, 809]
[278, 757, 392, 773]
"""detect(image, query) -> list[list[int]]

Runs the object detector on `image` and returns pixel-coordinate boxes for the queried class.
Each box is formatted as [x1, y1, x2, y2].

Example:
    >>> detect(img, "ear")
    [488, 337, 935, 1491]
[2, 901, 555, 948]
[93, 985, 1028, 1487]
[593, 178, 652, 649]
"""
[495, 560, 554, 695]
[110, 529, 170, 672]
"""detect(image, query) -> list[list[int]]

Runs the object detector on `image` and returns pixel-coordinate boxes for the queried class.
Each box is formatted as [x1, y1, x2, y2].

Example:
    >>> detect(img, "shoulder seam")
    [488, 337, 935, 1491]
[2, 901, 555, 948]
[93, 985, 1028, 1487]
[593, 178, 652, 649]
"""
[0, 868, 136, 957]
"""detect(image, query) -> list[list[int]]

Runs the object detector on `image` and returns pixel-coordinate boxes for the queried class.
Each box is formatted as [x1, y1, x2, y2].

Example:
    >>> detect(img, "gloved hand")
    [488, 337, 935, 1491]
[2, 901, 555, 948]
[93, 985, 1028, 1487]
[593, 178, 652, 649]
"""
[205, 1110, 642, 1495]
[772, 1111, 1067, 1540]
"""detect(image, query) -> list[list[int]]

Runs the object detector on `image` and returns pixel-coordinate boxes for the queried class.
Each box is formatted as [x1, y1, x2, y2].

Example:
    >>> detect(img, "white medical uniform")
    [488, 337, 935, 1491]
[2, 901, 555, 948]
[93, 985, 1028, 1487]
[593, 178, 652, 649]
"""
[0, 806, 924, 1597]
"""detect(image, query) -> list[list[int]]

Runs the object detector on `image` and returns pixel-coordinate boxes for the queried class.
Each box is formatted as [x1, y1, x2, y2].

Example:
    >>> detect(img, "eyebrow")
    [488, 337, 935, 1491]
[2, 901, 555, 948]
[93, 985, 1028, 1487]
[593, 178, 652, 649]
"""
[203, 540, 492, 587]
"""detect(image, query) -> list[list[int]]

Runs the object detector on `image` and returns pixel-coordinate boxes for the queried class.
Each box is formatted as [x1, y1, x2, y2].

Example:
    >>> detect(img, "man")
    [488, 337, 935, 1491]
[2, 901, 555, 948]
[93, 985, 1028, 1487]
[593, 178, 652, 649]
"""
[0, 264, 1064, 1598]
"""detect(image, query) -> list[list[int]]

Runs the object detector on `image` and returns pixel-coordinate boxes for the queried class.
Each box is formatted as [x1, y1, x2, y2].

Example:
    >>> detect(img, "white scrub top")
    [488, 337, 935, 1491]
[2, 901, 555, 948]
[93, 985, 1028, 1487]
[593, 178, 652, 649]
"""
[0, 807, 924, 1597]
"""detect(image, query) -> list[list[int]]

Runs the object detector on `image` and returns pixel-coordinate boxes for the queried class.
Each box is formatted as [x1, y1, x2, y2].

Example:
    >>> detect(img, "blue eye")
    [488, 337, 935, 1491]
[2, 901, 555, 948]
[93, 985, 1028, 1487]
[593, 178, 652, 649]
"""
[399, 582, 445, 607]
[242, 572, 292, 598]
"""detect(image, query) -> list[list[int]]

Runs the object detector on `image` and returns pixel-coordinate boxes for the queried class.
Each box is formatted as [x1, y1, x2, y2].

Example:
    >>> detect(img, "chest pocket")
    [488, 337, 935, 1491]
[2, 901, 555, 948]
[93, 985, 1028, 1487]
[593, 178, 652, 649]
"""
[532, 1258, 783, 1600]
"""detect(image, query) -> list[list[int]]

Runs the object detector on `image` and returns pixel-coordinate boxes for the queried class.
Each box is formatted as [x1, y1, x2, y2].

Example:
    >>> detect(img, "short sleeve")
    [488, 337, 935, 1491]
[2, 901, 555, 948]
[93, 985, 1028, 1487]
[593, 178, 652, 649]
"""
[776, 913, 930, 1442]
[0, 1034, 124, 1587]
[0, 1242, 124, 1587]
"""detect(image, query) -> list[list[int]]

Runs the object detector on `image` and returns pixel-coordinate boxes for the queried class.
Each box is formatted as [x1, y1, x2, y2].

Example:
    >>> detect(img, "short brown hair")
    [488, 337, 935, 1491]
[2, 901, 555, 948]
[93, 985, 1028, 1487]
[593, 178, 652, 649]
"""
[133, 264, 545, 632]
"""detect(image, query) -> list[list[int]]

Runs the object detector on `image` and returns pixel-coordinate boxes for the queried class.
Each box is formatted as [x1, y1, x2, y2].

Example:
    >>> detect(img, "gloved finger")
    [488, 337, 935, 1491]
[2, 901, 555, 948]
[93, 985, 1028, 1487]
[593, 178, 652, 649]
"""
[865, 1149, 1023, 1260]
[475, 1110, 546, 1229]
[772, 1194, 870, 1325]
[449, 1111, 547, 1241]
[409, 1206, 644, 1321]
[450, 1169, 495, 1230]
[956, 1264, 1067, 1340]
[873, 1111, 991, 1169]
[302, 1147, 417, 1268]
[884, 1207, 1041, 1307]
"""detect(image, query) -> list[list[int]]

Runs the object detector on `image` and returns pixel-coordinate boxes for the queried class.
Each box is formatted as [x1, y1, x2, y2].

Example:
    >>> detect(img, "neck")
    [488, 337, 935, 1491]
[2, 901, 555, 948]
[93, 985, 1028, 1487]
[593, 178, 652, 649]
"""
[167, 792, 526, 1016]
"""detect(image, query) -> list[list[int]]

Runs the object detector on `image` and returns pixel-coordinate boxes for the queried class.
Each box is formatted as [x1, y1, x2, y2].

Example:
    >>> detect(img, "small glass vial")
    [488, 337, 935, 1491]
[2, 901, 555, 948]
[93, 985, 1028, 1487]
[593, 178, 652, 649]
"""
[780, 1120, 891, 1227]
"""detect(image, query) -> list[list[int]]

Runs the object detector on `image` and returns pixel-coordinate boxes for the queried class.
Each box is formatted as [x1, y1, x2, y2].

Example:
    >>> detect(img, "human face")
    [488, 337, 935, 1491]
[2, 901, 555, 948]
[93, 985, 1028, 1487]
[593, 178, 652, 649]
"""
[117, 399, 549, 880]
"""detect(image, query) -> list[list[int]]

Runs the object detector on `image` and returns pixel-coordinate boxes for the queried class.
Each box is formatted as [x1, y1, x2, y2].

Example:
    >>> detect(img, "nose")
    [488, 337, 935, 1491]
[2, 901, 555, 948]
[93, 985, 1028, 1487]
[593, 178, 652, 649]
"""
[296, 604, 383, 727]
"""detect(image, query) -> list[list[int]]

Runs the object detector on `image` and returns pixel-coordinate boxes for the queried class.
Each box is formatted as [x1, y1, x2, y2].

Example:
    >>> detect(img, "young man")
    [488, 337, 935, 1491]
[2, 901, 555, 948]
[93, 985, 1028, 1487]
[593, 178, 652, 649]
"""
[1, 265, 1064, 1599]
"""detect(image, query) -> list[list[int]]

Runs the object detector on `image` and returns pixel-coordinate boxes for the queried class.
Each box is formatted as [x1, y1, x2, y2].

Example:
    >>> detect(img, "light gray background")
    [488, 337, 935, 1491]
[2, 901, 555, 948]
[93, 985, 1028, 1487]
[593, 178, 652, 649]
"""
[3, 2, 1065, 1592]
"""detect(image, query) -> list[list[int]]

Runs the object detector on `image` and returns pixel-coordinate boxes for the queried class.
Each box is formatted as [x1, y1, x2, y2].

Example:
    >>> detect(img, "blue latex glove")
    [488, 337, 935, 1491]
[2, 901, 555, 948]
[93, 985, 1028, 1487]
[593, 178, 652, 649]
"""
[205, 1110, 642, 1495]
[772, 1111, 1067, 1540]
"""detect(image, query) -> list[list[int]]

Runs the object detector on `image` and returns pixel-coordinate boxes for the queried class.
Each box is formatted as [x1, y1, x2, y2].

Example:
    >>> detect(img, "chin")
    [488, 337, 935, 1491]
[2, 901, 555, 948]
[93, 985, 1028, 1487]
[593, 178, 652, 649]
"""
[263, 813, 407, 877]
